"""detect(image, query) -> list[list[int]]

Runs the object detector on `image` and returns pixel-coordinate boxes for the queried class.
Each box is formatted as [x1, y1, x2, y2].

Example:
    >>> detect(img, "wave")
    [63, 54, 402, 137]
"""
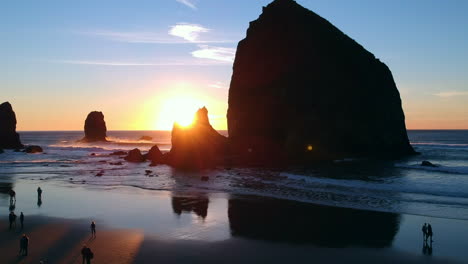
[280, 172, 468, 199]
[395, 163, 468, 175]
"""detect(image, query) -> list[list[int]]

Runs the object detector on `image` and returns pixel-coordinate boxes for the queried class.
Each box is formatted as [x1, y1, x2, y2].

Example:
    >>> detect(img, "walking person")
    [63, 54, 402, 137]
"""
[37, 187, 42, 199]
[90, 221, 96, 237]
[427, 224, 433, 242]
[81, 245, 94, 264]
[9, 211, 17, 230]
[20, 212, 24, 229]
[19, 234, 29, 256]
[422, 223, 427, 241]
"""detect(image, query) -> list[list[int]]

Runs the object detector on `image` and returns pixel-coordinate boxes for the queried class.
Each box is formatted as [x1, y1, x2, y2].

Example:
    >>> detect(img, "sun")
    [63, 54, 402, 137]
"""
[156, 96, 203, 130]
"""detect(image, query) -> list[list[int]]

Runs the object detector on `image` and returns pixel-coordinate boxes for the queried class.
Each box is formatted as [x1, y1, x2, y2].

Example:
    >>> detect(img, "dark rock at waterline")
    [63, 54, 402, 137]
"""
[24, 145, 43, 154]
[110, 151, 127, 156]
[0, 102, 23, 149]
[124, 148, 146, 162]
[227, 0, 415, 164]
[0, 149, 3, 154]
[110, 161, 123, 166]
[146, 145, 163, 163]
[81, 111, 107, 142]
[421, 160, 438, 167]
[165, 107, 228, 169]
[201, 176, 209, 181]
[139, 136, 153, 141]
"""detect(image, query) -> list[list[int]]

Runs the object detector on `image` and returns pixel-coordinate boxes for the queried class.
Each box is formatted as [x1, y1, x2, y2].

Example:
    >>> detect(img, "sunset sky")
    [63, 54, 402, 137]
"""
[3, 0, 468, 130]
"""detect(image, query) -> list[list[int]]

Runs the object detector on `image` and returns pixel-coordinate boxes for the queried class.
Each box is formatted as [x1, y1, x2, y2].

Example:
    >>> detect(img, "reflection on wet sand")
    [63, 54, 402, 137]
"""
[228, 197, 401, 248]
[172, 195, 209, 219]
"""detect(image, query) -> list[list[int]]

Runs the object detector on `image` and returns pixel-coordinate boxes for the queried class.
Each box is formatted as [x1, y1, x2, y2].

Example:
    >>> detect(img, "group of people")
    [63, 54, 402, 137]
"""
[422, 223, 434, 242]
[6, 187, 98, 262]
[8, 211, 24, 230]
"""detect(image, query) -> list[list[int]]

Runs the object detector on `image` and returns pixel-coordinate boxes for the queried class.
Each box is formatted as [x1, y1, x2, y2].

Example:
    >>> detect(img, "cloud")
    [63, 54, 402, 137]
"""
[433, 91, 468, 98]
[209, 81, 229, 89]
[192, 45, 236, 62]
[53, 59, 229, 66]
[83, 30, 185, 44]
[176, 0, 197, 10]
[169, 23, 209, 42]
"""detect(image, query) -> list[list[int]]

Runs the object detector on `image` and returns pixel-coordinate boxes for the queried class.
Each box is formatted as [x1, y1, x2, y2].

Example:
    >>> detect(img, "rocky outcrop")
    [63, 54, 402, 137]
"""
[421, 160, 437, 167]
[24, 145, 43, 154]
[124, 148, 146, 162]
[146, 145, 163, 164]
[165, 107, 228, 169]
[0, 102, 23, 149]
[81, 111, 107, 142]
[227, 0, 415, 163]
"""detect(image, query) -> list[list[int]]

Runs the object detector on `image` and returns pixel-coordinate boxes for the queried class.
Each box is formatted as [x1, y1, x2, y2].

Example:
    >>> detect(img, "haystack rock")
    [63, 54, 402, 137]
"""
[81, 111, 107, 142]
[165, 107, 228, 169]
[0, 102, 23, 149]
[227, 0, 415, 163]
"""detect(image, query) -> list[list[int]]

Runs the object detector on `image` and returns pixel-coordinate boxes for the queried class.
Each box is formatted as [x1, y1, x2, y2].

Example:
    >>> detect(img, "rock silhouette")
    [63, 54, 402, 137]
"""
[81, 111, 107, 142]
[227, 0, 415, 163]
[24, 145, 43, 153]
[146, 145, 163, 164]
[421, 160, 437, 167]
[124, 148, 146, 162]
[0, 102, 23, 149]
[165, 107, 228, 169]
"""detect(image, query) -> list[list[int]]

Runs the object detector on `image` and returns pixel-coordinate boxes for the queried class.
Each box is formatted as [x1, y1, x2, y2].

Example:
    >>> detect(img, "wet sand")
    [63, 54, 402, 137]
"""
[0, 215, 459, 264]
[0, 179, 467, 263]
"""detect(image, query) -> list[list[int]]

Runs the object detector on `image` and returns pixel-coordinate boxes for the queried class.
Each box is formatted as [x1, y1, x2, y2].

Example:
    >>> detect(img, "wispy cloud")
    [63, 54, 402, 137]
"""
[192, 45, 236, 62]
[83, 30, 185, 44]
[433, 91, 468, 98]
[176, 0, 197, 10]
[53, 59, 229, 66]
[169, 23, 209, 42]
[209, 81, 229, 89]
[84, 26, 235, 44]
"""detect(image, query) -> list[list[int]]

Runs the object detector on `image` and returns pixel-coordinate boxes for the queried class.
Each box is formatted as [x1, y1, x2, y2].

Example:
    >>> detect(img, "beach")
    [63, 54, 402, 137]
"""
[1, 130, 468, 263]
[1, 179, 467, 263]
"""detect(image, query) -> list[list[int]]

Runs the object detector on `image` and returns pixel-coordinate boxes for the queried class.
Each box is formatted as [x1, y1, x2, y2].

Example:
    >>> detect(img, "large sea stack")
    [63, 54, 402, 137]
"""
[227, 0, 415, 162]
[81, 111, 107, 142]
[0, 102, 23, 149]
[165, 107, 228, 169]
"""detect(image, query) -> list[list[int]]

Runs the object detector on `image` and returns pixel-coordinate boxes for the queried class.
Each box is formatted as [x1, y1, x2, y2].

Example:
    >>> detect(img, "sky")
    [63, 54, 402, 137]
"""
[2, 0, 468, 130]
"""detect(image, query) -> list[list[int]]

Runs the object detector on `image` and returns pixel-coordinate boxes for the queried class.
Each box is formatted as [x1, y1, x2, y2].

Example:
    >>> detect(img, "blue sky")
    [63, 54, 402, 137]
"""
[2, 0, 468, 130]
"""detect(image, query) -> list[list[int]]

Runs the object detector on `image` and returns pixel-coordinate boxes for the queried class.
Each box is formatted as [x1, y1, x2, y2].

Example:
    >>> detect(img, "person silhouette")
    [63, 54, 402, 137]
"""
[81, 245, 94, 264]
[9, 212, 16, 230]
[90, 221, 96, 237]
[37, 187, 43, 199]
[37, 197, 42, 207]
[422, 223, 427, 241]
[20, 212, 24, 229]
[19, 234, 29, 256]
[427, 224, 433, 242]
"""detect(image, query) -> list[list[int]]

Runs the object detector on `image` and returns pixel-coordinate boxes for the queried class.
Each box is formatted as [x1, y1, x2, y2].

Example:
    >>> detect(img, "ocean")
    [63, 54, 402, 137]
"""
[1, 130, 468, 220]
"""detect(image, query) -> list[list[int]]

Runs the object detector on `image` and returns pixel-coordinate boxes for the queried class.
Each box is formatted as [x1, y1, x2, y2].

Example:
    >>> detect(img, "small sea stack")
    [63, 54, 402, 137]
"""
[81, 111, 107, 142]
[227, 0, 415, 164]
[165, 107, 228, 169]
[0, 102, 23, 149]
